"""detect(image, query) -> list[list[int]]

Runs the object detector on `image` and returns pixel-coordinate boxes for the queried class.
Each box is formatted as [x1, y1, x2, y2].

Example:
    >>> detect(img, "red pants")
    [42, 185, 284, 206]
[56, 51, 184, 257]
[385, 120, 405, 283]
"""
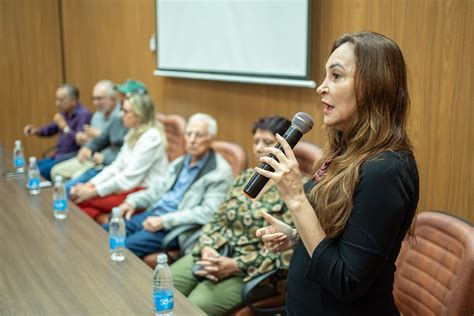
[77, 187, 144, 219]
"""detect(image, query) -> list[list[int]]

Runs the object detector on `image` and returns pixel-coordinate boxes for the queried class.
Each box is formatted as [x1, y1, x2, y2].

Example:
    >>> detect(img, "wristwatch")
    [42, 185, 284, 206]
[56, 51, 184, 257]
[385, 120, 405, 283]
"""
[63, 126, 71, 134]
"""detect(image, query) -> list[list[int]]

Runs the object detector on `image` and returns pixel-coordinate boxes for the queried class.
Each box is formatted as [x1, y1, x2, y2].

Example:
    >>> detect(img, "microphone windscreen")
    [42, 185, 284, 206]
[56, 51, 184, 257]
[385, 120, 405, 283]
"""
[292, 112, 314, 134]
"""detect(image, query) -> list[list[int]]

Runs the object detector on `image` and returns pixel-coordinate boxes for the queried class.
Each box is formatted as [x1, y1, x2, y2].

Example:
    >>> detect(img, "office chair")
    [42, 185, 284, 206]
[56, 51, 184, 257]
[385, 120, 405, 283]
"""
[211, 140, 247, 177]
[393, 211, 474, 315]
[156, 113, 186, 162]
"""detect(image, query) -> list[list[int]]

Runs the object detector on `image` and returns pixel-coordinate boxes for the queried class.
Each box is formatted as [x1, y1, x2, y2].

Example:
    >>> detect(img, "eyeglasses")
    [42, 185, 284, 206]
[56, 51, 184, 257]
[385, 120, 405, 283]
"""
[91, 96, 110, 101]
[185, 131, 209, 140]
[55, 97, 69, 103]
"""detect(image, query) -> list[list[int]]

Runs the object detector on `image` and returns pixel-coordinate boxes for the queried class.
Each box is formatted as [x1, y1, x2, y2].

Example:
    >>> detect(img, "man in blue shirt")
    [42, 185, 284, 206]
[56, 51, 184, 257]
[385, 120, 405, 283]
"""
[103, 113, 233, 258]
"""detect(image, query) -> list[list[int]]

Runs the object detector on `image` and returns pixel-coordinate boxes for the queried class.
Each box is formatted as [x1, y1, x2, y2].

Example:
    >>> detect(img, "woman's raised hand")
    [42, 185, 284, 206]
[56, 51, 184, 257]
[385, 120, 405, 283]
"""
[255, 134, 306, 209]
[256, 210, 295, 252]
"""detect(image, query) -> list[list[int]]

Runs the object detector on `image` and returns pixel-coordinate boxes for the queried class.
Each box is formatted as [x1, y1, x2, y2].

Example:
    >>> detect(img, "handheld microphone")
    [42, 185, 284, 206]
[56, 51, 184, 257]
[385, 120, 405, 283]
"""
[243, 112, 314, 199]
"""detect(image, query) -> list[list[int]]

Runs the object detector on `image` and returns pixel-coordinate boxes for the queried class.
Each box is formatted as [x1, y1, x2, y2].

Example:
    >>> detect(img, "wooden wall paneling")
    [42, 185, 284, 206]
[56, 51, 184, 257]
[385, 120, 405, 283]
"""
[0, 0, 63, 160]
[311, 0, 473, 221]
[428, 0, 473, 217]
[394, 0, 473, 221]
[60, 0, 161, 112]
[59, 0, 472, 221]
[60, 0, 326, 161]
[158, 78, 323, 164]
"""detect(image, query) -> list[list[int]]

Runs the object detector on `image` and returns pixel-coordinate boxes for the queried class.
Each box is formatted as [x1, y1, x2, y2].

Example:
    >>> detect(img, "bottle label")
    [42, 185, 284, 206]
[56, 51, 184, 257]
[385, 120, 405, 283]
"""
[109, 236, 125, 250]
[154, 289, 174, 312]
[28, 178, 40, 189]
[14, 156, 25, 168]
[53, 199, 67, 211]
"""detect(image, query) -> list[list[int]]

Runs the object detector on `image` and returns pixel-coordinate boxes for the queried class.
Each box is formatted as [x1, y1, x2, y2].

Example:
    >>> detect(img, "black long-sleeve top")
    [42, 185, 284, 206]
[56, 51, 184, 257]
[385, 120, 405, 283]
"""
[286, 151, 419, 315]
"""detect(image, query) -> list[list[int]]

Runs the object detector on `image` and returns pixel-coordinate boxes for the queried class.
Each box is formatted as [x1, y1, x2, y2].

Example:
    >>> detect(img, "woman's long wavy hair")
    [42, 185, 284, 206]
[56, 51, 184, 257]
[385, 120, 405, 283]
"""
[125, 94, 166, 149]
[308, 32, 414, 239]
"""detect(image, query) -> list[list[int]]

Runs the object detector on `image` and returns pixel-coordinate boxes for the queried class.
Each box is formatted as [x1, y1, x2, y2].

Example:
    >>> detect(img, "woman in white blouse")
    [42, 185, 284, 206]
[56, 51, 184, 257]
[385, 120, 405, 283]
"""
[71, 93, 168, 224]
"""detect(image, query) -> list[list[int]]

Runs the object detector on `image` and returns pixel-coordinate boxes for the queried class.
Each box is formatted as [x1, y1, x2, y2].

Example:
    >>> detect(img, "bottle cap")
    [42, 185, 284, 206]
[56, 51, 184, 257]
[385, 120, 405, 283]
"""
[54, 175, 63, 183]
[29, 156, 36, 163]
[15, 140, 21, 146]
[156, 253, 168, 264]
[112, 207, 122, 217]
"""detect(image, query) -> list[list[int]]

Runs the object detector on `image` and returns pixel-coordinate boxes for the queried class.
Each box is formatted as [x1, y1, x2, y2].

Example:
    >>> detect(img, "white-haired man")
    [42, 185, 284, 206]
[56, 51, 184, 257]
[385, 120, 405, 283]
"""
[103, 113, 233, 258]
[50, 80, 122, 182]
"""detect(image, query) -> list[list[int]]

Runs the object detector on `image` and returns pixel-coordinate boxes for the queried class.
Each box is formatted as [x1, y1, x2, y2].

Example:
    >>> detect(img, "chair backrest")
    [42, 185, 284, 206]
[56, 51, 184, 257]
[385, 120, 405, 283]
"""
[393, 211, 474, 316]
[211, 140, 247, 177]
[156, 113, 187, 162]
[293, 141, 323, 178]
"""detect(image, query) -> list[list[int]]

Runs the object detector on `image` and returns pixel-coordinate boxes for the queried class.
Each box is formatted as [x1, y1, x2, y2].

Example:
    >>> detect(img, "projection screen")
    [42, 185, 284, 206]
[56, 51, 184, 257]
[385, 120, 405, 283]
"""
[154, 0, 315, 88]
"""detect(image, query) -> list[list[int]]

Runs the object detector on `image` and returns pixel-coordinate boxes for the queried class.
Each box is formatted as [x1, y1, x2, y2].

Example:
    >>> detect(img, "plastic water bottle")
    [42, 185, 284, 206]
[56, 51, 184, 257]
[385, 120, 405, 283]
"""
[153, 253, 174, 315]
[109, 207, 126, 261]
[27, 156, 41, 195]
[13, 140, 25, 173]
[53, 175, 68, 219]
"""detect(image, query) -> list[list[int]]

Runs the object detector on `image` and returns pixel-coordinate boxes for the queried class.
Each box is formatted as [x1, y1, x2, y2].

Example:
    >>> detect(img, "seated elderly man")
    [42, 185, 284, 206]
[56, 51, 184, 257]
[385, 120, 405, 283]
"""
[50, 80, 122, 182]
[23, 83, 92, 181]
[103, 113, 233, 258]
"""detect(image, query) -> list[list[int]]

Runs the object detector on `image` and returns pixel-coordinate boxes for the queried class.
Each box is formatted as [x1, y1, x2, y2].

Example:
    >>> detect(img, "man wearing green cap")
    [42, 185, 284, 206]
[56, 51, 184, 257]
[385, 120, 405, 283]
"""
[115, 79, 148, 95]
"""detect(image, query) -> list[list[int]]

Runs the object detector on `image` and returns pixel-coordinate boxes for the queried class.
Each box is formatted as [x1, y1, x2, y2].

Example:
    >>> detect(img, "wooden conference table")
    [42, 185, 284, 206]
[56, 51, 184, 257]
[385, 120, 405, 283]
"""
[0, 150, 205, 315]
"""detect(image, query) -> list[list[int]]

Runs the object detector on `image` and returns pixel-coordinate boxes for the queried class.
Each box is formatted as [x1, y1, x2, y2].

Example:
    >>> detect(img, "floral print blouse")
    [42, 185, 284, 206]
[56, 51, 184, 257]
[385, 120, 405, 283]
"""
[192, 169, 294, 282]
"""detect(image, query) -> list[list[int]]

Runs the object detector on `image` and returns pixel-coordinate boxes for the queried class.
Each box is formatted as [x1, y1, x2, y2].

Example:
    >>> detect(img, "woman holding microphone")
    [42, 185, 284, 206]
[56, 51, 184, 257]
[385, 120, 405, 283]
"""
[256, 31, 419, 315]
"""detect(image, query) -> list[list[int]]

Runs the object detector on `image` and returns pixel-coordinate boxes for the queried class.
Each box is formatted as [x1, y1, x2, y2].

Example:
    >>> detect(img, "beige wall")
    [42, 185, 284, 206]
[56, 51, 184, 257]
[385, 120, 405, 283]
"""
[1, 0, 472, 222]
